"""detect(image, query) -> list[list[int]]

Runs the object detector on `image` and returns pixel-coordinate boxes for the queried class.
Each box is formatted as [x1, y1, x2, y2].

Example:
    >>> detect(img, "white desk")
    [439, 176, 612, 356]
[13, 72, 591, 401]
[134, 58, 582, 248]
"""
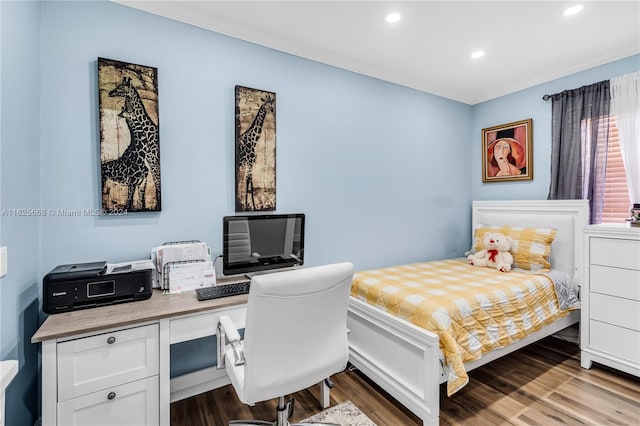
[32, 287, 248, 425]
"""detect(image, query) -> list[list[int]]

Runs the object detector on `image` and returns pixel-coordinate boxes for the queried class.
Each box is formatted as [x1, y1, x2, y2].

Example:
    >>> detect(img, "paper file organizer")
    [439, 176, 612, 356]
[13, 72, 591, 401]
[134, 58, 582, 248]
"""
[155, 240, 215, 293]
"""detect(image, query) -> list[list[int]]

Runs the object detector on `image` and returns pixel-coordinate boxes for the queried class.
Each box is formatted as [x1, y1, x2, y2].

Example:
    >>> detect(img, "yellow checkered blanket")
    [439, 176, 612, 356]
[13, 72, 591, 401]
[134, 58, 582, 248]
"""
[351, 259, 574, 395]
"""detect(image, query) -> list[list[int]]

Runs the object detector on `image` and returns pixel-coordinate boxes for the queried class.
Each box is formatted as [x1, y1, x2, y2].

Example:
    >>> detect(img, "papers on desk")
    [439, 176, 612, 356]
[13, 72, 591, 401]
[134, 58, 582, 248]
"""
[103, 259, 155, 275]
[166, 261, 216, 294]
[151, 241, 215, 293]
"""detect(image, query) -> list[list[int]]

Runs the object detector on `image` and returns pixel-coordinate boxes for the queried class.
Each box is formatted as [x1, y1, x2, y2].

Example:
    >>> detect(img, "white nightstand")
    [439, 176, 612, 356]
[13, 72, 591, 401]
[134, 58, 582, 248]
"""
[581, 224, 640, 377]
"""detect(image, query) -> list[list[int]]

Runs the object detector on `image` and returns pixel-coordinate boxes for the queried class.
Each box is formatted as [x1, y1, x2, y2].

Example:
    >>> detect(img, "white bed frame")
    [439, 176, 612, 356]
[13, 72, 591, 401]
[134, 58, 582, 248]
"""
[347, 200, 589, 425]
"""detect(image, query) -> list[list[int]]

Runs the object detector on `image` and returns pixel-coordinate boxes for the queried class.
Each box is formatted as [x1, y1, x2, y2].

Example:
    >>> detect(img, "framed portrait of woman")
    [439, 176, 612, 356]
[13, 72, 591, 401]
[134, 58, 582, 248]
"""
[481, 118, 533, 183]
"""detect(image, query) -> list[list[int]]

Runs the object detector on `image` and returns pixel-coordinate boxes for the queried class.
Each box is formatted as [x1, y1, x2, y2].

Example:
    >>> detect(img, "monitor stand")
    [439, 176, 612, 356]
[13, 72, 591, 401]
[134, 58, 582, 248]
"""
[244, 266, 298, 281]
[244, 270, 275, 280]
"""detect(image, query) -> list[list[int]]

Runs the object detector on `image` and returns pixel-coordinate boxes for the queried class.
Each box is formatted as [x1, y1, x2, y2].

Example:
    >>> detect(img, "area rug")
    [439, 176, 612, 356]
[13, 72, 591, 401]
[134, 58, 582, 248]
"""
[302, 400, 377, 425]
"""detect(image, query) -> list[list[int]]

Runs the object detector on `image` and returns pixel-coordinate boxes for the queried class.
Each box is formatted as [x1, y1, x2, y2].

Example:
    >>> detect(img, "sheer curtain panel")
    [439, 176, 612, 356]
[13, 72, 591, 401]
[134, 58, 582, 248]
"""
[547, 81, 611, 223]
[610, 71, 640, 206]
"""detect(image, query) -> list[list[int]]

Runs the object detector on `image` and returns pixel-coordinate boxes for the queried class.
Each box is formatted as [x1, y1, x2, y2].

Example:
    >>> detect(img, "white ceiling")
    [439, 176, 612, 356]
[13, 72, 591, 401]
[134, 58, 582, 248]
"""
[116, 1, 640, 105]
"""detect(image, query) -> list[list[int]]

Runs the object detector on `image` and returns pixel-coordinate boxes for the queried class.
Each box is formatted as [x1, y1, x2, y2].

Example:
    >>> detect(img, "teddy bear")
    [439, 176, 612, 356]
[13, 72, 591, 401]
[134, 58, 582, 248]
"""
[467, 232, 513, 272]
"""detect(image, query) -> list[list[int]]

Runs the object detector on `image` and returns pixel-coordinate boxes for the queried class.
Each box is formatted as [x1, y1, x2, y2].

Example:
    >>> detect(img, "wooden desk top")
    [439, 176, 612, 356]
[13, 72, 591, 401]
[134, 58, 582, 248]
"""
[32, 289, 248, 343]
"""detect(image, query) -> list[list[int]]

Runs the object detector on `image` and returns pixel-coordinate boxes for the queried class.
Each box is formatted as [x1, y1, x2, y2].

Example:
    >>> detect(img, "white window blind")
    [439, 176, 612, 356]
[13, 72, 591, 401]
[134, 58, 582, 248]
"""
[601, 118, 631, 223]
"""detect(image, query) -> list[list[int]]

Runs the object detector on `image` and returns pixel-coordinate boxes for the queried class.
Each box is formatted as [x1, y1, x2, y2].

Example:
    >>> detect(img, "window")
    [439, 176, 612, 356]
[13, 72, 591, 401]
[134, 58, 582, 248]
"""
[582, 116, 630, 223]
[600, 118, 631, 222]
[548, 74, 638, 224]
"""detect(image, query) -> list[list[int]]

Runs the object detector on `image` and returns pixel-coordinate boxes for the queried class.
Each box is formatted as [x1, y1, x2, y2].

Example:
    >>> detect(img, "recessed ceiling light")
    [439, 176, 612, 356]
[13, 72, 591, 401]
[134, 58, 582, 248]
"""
[385, 12, 401, 24]
[563, 5, 583, 16]
[471, 50, 485, 59]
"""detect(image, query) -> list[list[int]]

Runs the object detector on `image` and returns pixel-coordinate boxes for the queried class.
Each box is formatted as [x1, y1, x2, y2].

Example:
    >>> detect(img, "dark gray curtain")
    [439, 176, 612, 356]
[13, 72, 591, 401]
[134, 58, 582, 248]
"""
[547, 80, 611, 223]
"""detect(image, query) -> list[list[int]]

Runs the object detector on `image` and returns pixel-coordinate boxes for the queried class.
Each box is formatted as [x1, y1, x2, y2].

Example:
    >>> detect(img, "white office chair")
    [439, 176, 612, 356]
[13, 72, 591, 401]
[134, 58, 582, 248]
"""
[217, 262, 354, 426]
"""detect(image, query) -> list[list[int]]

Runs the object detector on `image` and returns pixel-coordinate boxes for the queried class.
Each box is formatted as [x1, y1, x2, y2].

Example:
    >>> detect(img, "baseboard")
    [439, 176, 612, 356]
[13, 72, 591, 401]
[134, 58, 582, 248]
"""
[170, 365, 231, 403]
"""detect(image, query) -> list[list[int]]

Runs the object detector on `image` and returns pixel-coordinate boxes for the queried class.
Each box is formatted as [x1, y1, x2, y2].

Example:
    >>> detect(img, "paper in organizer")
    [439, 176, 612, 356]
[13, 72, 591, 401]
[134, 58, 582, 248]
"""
[152, 241, 215, 293]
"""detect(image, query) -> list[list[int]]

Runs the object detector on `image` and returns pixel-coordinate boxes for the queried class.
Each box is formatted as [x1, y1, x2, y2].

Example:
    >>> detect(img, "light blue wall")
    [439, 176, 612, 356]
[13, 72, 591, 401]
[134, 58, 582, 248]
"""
[38, 0, 472, 278]
[0, 1, 42, 425]
[471, 54, 640, 201]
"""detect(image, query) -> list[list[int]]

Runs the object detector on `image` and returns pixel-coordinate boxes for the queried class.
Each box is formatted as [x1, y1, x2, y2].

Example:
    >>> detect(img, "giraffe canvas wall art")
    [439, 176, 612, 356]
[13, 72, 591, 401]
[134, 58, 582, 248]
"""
[235, 86, 276, 212]
[98, 57, 161, 212]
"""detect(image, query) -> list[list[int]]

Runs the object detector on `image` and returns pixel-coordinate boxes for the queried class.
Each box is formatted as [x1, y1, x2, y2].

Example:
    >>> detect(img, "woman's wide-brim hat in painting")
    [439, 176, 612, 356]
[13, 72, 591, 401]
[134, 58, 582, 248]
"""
[487, 137, 526, 169]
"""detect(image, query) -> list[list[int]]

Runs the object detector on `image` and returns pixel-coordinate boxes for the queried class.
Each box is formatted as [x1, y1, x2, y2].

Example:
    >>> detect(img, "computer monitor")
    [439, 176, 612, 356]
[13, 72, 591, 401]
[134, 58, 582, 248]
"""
[222, 213, 305, 276]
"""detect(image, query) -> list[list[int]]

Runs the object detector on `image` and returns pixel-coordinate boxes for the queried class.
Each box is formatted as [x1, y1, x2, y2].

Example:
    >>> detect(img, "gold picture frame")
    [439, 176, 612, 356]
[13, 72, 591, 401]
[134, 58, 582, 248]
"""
[482, 118, 533, 183]
[98, 57, 161, 212]
[234, 85, 276, 212]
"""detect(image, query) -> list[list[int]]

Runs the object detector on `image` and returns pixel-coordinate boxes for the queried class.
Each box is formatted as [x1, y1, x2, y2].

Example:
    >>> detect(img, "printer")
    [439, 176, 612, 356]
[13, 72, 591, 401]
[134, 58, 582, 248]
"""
[43, 260, 154, 314]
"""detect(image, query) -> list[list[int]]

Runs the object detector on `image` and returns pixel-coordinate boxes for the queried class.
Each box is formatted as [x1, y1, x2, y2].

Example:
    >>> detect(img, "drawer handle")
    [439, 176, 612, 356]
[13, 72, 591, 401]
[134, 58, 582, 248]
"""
[107, 392, 116, 400]
[107, 336, 116, 344]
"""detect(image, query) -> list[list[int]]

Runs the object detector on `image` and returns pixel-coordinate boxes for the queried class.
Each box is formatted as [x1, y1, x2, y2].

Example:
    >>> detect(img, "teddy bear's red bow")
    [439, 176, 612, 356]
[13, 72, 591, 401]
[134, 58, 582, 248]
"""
[488, 249, 499, 262]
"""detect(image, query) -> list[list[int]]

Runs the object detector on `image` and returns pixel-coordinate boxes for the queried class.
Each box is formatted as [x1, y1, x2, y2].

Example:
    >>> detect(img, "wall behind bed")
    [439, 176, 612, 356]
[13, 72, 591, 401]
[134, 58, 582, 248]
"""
[470, 54, 639, 202]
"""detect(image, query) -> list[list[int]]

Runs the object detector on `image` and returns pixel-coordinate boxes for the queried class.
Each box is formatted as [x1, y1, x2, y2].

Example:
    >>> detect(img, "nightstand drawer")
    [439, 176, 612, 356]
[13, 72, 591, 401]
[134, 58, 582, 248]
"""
[590, 265, 640, 301]
[590, 237, 640, 270]
[590, 320, 640, 363]
[58, 324, 159, 401]
[590, 293, 640, 331]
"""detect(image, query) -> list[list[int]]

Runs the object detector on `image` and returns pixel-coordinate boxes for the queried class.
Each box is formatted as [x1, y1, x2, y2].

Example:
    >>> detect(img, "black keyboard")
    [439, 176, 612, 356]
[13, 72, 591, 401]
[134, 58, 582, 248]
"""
[195, 282, 250, 301]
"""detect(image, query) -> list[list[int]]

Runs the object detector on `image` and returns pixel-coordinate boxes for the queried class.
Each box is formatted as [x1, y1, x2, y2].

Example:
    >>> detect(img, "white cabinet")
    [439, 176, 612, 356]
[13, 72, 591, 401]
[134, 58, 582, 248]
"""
[56, 324, 160, 425]
[581, 224, 640, 377]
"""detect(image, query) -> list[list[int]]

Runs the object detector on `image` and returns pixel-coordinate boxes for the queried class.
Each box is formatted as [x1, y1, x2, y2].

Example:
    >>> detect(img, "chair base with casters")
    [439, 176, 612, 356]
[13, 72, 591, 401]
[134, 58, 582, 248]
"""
[228, 395, 339, 426]
[216, 262, 355, 426]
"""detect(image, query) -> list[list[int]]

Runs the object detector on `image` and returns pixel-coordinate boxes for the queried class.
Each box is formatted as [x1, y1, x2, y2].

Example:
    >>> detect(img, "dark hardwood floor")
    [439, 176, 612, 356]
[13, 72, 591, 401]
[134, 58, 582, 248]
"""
[171, 336, 640, 425]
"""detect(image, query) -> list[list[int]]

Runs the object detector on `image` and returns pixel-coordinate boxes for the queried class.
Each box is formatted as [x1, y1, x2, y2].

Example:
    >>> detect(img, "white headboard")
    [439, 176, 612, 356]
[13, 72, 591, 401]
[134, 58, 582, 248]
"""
[472, 200, 589, 285]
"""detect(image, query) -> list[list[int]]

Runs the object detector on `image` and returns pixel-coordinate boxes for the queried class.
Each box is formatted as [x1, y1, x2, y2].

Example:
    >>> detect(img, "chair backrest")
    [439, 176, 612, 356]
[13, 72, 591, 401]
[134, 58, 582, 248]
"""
[242, 262, 354, 403]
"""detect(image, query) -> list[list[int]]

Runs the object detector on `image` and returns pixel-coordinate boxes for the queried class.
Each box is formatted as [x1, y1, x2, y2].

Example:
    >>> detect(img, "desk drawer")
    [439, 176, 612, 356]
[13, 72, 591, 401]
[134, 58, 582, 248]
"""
[590, 293, 640, 331]
[58, 324, 159, 401]
[590, 265, 640, 301]
[170, 305, 246, 344]
[58, 375, 159, 425]
[590, 237, 640, 270]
